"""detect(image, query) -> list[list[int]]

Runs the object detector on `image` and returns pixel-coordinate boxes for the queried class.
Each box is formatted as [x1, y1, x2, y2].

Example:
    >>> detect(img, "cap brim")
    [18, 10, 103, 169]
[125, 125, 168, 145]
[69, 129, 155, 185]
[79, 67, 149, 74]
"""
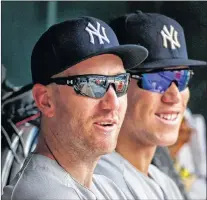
[138, 58, 207, 70]
[92, 44, 148, 69]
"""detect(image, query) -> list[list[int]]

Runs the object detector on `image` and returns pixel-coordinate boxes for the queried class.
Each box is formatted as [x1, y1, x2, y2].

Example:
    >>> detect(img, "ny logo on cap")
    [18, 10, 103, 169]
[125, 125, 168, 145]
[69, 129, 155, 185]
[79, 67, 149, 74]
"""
[85, 22, 110, 45]
[161, 25, 181, 50]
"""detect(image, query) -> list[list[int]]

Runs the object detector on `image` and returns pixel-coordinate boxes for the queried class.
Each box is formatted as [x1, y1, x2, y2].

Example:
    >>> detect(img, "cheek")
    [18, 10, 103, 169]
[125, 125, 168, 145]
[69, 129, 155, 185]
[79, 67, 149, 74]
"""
[52, 88, 93, 124]
[51, 87, 72, 111]
[54, 96, 97, 137]
[126, 92, 145, 129]
[181, 88, 190, 106]
[119, 95, 127, 116]
[130, 91, 160, 118]
[127, 91, 162, 135]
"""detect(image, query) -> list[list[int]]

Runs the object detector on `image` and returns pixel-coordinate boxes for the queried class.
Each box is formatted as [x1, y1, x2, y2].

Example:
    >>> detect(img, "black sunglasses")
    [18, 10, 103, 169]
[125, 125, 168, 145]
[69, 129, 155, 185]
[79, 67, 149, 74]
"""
[45, 73, 130, 99]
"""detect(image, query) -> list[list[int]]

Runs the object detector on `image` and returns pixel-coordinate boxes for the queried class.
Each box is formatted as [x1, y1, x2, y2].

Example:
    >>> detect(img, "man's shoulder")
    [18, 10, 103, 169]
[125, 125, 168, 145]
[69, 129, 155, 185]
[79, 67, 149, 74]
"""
[95, 151, 135, 198]
[95, 151, 125, 183]
[2, 154, 80, 200]
[93, 174, 127, 200]
[149, 164, 176, 182]
[2, 182, 79, 200]
[2, 167, 80, 200]
[149, 164, 184, 199]
[95, 151, 124, 173]
[149, 164, 182, 190]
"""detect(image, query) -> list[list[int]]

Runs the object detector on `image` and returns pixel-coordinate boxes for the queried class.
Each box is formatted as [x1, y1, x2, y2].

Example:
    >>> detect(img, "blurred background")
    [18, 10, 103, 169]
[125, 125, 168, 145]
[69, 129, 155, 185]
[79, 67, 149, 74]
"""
[2, 1, 207, 122]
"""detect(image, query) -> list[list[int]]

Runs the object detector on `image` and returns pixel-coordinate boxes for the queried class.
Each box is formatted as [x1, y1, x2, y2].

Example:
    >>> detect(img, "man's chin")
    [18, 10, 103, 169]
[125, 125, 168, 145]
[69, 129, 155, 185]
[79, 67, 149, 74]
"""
[158, 138, 178, 147]
[97, 142, 117, 156]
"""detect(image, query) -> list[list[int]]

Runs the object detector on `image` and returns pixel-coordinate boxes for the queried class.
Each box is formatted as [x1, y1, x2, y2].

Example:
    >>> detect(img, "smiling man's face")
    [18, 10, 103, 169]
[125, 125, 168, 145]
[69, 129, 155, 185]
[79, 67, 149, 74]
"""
[37, 54, 128, 159]
[123, 68, 190, 147]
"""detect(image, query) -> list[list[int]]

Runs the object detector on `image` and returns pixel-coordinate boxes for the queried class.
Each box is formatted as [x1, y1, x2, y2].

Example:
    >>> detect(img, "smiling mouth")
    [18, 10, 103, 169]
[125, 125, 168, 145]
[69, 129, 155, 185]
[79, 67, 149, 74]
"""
[94, 122, 117, 134]
[96, 122, 114, 127]
[155, 113, 179, 122]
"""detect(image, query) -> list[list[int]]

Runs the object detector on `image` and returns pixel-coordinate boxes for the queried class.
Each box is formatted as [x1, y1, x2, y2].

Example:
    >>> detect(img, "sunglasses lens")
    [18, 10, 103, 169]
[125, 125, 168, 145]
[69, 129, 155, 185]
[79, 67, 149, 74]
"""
[177, 70, 191, 91]
[74, 76, 106, 98]
[74, 73, 129, 98]
[114, 74, 129, 97]
[140, 70, 191, 93]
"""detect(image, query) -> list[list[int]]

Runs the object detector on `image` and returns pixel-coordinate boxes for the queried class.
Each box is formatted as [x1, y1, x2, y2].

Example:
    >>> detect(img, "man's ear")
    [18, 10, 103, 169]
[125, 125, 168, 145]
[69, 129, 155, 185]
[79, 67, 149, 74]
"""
[32, 84, 54, 118]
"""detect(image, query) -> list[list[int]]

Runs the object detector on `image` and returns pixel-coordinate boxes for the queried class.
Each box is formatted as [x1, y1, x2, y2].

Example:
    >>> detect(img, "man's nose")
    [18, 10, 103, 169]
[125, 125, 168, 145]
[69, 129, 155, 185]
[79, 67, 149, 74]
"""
[161, 82, 181, 104]
[100, 85, 120, 111]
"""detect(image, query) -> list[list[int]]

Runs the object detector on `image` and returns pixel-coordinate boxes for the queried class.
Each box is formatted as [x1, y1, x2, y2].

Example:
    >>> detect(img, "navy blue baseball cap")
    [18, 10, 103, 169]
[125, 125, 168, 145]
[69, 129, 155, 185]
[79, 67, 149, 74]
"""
[31, 16, 148, 84]
[110, 10, 207, 70]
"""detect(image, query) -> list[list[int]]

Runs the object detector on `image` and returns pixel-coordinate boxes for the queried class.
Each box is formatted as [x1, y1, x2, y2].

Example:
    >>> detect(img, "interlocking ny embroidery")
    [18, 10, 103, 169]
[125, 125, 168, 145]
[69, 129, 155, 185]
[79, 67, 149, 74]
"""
[85, 22, 110, 45]
[161, 25, 181, 50]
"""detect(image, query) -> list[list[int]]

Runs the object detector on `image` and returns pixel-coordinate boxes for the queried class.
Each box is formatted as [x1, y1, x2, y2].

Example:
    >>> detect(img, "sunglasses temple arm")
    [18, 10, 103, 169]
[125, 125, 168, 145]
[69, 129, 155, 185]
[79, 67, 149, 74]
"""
[48, 78, 74, 86]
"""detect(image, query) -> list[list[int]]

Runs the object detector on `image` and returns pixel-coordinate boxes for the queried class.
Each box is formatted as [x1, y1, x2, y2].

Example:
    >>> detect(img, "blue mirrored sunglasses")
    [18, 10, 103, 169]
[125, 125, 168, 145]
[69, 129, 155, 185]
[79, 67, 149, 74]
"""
[44, 73, 130, 98]
[131, 69, 194, 94]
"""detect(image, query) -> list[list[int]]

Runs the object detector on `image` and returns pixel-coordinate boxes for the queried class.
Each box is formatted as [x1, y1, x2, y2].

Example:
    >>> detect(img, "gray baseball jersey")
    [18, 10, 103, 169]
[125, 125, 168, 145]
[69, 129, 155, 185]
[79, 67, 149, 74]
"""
[2, 153, 127, 200]
[95, 151, 184, 200]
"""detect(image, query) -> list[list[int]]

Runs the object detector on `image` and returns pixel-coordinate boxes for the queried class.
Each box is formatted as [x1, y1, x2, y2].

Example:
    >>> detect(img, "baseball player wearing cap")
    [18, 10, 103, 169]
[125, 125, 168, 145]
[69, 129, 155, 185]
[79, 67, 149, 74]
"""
[95, 11, 207, 200]
[2, 16, 148, 200]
